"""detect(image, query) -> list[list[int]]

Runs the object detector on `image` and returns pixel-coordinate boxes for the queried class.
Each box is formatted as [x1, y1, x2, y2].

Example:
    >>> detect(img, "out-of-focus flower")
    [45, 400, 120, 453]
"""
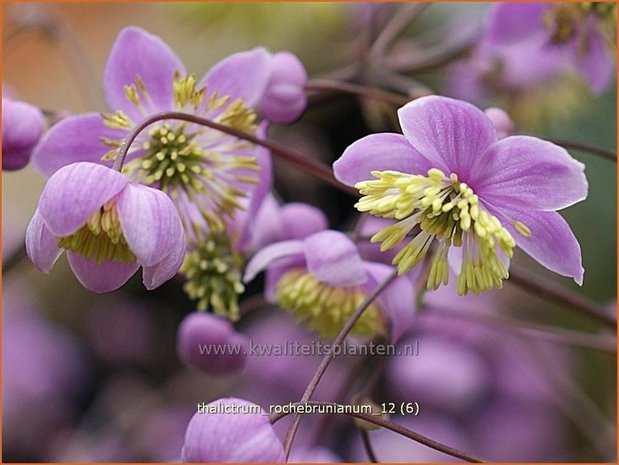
[177, 312, 248, 374]
[383, 284, 569, 461]
[259, 52, 307, 123]
[486, 2, 616, 95]
[2, 97, 46, 171]
[26, 162, 185, 293]
[447, 3, 615, 127]
[244, 229, 415, 341]
[84, 297, 155, 365]
[334, 96, 587, 295]
[181, 397, 285, 462]
[289, 446, 342, 462]
[3, 285, 89, 459]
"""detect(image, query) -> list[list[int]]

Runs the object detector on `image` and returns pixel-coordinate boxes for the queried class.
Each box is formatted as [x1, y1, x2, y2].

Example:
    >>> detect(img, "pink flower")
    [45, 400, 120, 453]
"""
[26, 162, 185, 292]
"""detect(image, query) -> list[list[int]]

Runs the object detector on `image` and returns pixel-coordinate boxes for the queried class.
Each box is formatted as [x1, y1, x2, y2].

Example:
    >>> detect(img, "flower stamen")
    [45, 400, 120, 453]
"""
[276, 268, 385, 339]
[355, 169, 522, 295]
[57, 199, 136, 264]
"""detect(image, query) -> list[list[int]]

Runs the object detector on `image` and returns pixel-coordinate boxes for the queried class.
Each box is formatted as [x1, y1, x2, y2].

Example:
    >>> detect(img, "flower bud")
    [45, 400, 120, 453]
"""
[177, 312, 248, 374]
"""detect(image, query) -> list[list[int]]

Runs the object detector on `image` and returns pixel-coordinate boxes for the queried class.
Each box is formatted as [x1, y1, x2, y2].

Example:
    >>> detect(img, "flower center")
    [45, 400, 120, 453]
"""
[180, 233, 245, 320]
[544, 3, 616, 45]
[101, 72, 261, 233]
[355, 169, 527, 295]
[276, 268, 386, 340]
[57, 199, 136, 264]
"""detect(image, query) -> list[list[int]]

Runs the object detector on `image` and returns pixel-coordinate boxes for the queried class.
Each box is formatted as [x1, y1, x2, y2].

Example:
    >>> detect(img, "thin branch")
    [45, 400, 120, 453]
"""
[426, 305, 616, 353]
[508, 266, 616, 329]
[112, 111, 358, 197]
[547, 138, 616, 163]
[272, 401, 487, 463]
[360, 428, 379, 463]
[370, 3, 429, 58]
[305, 79, 411, 107]
[282, 270, 399, 459]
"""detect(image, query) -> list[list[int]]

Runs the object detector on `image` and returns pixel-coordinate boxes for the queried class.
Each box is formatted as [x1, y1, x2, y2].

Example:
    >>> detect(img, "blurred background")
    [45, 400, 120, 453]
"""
[2, 2, 616, 462]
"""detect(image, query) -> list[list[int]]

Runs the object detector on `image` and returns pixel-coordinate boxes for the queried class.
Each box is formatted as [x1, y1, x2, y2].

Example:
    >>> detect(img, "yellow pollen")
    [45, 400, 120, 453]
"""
[355, 169, 528, 295]
[276, 268, 386, 340]
[57, 199, 135, 264]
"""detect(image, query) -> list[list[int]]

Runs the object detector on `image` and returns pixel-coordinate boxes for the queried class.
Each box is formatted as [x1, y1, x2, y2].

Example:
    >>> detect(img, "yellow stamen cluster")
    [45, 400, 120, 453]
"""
[57, 199, 135, 264]
[544, 3, 616, 47]
[180, 234, 245, 320]
[100, 71, 263, 232]
[355, 169, 523, 295]
[276, 268, 386, 340]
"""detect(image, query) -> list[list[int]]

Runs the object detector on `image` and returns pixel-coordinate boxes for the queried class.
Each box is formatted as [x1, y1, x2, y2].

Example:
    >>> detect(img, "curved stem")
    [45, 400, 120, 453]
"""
[425, 304, 616, 352]
[282, 270, 398, 459]
[547, 138, 616, 163]
[370, 3, 429, 58]
[272, 401, 487, 463]
[508, 266, 616, 329]
[112, 111, 358, 196]
[305, 79, 411, 106]
[360, 428, 379, 463]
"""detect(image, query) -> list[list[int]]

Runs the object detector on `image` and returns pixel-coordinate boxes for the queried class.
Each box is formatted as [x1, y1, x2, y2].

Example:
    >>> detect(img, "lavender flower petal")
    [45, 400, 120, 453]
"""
[485, 3, 549, 46]
[67, 252, 139, 293]
[38, 162, 128, 237]
[200, 48, 272, 108]
[181, 397, 285, 462]
[303, 230, 367, 287]
[333, 133, 432, 186]
[473, 136, 587, 211]
[25, 209, 62, 273]
[116, 183, 184, 267]
[142, 231, 186, 290]
[31, 113, 121, 177]
[244, 240, 305, 282]
[2, 98, 45, 171]
[259, 52, 307, 123]
[574, 27, 615, 95]
[103, 26, 186, 119]
[397, 96, 497, 181]
[494, 207, 584, 284]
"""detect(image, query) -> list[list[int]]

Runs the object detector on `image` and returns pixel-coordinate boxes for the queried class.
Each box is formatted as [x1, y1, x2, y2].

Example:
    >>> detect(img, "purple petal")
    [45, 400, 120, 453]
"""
[177, 313, 248, 374]
[38, 162, 128, 237]
[116, 183, 184, 267]
[398, 96, 497, 181]
[303, 230, 367, 287]
[574, 27, 615, 95]
[334, 133, 432, 187]
[142, 229, 186, 290]
[181, 397, 285, 462]
[67, 252, 139, 293]
[485, 3, 549, 46]
[25, 209, 62, 273]
[103, 26, 185, 118]
[2, 98, 45, 171]
[473, 136, 587, 211]
[364, 261, 416, 342]
[31, 113, 122, 177]
[243, 240, 305, 283]
[280, 202, 329, 240]
[494, 208, 584, 285]
[200, 48, 272, 108]
[259, 52, 307, 123]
